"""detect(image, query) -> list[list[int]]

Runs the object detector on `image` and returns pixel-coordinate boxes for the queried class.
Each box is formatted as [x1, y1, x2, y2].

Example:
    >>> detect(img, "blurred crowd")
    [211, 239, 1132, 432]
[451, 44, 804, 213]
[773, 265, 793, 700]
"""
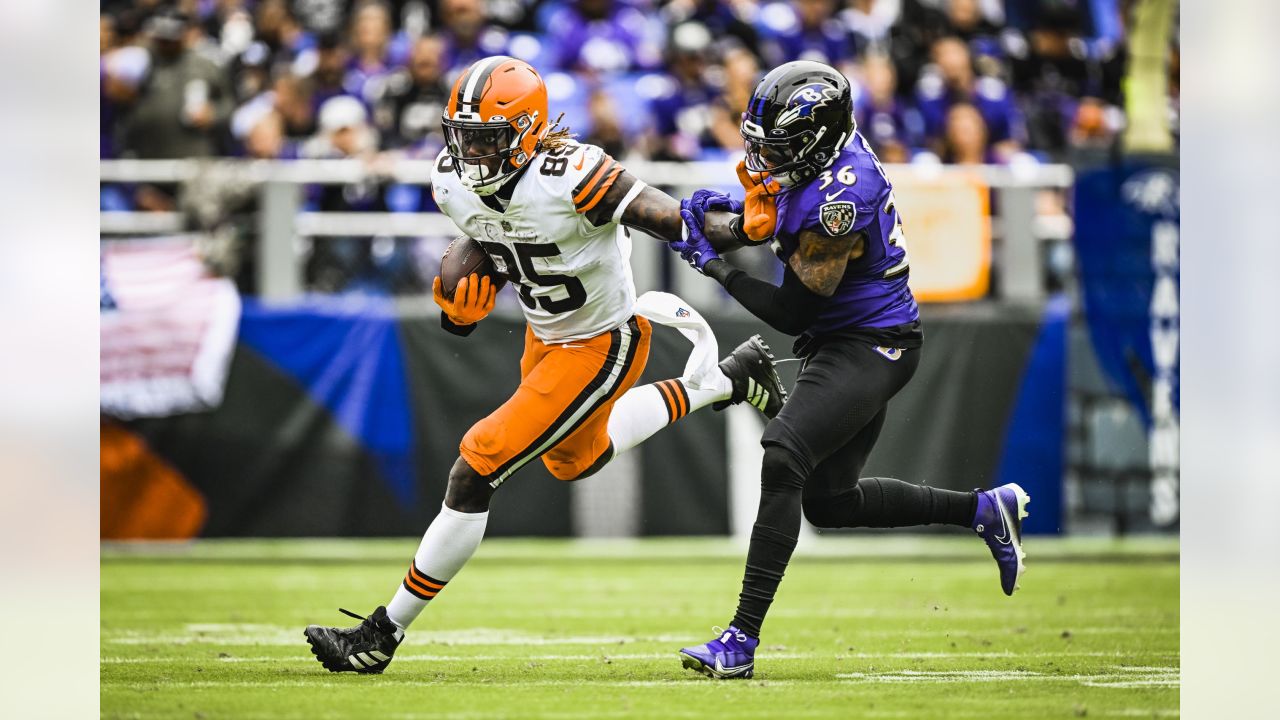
[102, 0, 1164, 168]
[100, 0, 1173, 293]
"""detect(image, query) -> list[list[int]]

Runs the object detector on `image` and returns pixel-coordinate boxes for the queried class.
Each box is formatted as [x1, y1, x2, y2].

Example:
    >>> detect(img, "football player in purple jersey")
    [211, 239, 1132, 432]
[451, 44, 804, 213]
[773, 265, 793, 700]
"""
[671, 60, 1032, 679]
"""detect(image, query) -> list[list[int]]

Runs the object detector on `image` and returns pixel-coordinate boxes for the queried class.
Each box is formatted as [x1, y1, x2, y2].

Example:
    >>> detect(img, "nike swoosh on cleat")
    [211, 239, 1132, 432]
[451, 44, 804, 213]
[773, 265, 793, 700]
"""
[713, 658, 753, 676]
[992, 500, 1012, 544]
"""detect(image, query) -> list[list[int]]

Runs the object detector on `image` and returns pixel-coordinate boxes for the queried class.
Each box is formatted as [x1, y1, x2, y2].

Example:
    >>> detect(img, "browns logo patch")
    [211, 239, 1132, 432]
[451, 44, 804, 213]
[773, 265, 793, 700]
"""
[819, 200, 856, 237]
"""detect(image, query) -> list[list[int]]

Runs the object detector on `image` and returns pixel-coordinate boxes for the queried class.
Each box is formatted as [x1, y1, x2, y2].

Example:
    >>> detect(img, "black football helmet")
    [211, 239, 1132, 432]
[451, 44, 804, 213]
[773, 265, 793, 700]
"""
[740, 61, 856, 192]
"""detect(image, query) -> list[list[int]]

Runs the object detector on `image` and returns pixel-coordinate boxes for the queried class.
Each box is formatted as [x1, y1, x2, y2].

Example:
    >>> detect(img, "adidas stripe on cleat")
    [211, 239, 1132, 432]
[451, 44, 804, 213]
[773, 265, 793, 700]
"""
[714, 335, 788, 418]
[304, 606, 405, 674]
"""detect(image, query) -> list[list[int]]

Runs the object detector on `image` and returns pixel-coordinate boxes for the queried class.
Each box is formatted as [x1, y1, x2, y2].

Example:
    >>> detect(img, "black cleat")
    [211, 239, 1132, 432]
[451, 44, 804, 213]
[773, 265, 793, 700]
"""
[304, 606, 404, 674]
[714, 335, 788, 418]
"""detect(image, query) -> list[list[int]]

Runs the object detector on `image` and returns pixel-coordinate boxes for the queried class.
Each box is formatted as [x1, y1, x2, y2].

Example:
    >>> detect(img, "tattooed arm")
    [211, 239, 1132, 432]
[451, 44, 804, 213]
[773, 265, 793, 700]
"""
[787, 229, 862, 296]
[585, 170, 746, 252]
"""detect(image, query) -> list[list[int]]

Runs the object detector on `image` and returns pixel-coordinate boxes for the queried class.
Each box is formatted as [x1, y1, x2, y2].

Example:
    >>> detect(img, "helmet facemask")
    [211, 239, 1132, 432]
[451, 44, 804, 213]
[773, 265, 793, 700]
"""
[742, 126, 829, 192]
[739, 62, 856, 196]
[442, 111, 539, 196]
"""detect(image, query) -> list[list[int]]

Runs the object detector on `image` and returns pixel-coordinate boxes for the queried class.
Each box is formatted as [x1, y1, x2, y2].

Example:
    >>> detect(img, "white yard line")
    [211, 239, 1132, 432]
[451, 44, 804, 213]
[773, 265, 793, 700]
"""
[101, 652, 1179, 664]
[835, 667, 1180, 688]
[103, 623, 1178, 647]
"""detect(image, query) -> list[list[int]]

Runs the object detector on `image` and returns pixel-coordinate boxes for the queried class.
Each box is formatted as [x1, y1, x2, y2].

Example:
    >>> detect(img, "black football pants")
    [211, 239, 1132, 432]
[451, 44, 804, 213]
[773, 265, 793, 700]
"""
[730, 337, 976, 638]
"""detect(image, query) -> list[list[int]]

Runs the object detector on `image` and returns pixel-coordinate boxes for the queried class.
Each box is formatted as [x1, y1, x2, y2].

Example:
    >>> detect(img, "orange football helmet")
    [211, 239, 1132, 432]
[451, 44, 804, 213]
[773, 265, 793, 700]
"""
[443, 56, 550, 195]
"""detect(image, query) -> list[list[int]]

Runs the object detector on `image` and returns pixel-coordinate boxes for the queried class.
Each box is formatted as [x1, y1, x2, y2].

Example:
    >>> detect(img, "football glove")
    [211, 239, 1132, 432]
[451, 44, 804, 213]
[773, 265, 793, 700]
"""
[736, 159, 780, 243]
[432, 273, 497, 327]
[684, 189, 743, 232]
[673, 198, 722, 273]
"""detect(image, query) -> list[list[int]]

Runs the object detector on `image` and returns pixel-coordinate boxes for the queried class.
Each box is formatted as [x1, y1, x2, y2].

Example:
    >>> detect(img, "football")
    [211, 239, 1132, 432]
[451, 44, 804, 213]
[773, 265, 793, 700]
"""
[439, 236, 507, 299]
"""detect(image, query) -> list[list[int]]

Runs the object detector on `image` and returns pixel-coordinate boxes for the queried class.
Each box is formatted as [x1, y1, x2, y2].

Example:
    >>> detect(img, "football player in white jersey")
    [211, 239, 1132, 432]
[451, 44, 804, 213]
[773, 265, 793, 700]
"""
[304, 56, 787, 674]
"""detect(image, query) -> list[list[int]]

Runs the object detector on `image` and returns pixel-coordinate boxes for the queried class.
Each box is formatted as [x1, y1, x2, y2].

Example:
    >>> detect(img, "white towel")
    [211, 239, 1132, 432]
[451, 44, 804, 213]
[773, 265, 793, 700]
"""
[634, 291, 721, 391]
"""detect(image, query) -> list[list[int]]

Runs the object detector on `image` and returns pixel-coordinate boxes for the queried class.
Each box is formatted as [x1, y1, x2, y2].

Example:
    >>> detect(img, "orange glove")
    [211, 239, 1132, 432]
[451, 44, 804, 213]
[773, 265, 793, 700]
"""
[432, 273, 497, 326]
[736, 159, 781, 243]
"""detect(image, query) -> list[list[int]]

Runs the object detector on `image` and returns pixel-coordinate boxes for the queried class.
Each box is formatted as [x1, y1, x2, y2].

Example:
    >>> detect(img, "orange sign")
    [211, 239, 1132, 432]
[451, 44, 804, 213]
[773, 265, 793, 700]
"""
[886, 172, 991, 302]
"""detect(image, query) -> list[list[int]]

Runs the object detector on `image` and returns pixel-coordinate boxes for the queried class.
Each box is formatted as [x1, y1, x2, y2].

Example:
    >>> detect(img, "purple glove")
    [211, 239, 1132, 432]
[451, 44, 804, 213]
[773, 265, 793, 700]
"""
[672, 198, 722, 273]
[684, 188, 744, 231]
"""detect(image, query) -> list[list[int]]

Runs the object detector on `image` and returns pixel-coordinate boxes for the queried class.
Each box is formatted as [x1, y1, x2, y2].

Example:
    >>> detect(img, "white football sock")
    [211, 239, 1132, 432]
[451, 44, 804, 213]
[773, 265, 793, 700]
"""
[385, 503, 489, 630]
[606, 370, 732, 455]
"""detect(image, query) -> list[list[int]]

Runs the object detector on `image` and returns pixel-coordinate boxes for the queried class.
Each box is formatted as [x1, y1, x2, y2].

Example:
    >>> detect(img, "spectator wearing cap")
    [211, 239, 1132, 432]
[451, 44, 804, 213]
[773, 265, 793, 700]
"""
[119, 9, 235, 160]
[543, 0, 664, 75]
[374, 35, 451, 154]
[302, 95, 405, 293]
[915, 35, 1024, 162]
[854, 52, 920, 163]
[757, 0, 855, 67]
[237, 102, 296, 160]
[661, 0, 763, 62]
[647, 21, 719, 161]
[436, 0, 511, 76]
[310, 95, 379, 161]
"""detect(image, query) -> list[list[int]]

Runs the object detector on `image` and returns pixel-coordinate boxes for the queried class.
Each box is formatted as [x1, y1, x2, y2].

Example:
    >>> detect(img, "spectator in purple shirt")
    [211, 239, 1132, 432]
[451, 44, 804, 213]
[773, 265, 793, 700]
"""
[437, 0, 511, 76]
[542, 0, 663, 75]
[915, 35, 1024, 161]
[647, 21, 718, 161]
[758, 0, 855, 67]
[855, 52, 919, 163]
[345, 0, 404, 105]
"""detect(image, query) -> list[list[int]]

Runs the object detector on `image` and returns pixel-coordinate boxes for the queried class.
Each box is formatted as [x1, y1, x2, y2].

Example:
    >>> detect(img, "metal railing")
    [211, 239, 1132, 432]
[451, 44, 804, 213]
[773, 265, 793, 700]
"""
[100, 158, 1074, 304]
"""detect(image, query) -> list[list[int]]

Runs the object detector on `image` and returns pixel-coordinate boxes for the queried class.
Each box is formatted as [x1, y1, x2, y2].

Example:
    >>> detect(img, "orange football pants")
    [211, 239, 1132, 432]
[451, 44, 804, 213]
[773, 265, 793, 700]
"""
[460, 316, 651, 485]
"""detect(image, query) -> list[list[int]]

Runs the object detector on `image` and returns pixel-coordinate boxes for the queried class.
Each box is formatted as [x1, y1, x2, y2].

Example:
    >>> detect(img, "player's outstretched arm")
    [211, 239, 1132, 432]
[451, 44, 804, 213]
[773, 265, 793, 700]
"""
[586, 169, 744, 252]
[680, 224, 860, 336]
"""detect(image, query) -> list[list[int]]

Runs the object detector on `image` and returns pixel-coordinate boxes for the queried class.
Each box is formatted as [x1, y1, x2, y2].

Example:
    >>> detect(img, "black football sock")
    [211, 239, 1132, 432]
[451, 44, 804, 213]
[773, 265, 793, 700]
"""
[824, 477, 976, 529]
[730, 447, 807, 639]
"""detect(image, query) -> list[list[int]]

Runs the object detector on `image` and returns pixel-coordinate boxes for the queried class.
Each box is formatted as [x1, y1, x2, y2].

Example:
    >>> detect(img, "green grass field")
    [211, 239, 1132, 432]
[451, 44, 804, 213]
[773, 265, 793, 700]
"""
[102, 537, 1178, 719]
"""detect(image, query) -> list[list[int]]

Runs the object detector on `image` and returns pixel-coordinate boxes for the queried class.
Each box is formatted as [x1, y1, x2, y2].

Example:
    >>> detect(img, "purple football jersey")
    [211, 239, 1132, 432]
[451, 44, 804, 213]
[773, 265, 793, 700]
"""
[772, 131, 919, 334]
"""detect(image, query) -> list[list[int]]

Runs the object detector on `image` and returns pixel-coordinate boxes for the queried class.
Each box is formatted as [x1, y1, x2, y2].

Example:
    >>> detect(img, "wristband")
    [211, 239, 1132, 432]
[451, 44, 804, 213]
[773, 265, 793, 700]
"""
[703, 258, 744, 288]
[730, 215, 768, 246]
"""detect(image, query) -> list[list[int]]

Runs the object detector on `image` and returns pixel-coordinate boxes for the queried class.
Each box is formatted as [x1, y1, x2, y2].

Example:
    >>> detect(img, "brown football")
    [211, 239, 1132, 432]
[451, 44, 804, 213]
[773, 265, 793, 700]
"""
[439, 236, 507, 299]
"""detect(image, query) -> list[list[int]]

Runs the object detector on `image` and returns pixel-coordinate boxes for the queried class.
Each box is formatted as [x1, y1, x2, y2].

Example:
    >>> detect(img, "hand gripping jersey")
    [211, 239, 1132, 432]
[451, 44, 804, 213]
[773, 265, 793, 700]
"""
[772, 132, 920, 335]
[431, 142, 635, 343]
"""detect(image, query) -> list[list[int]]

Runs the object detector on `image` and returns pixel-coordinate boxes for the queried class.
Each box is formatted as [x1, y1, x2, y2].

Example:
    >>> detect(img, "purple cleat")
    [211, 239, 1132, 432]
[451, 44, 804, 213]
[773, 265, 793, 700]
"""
[972, 483, 1031, 596]
[679, 625, 759, 679]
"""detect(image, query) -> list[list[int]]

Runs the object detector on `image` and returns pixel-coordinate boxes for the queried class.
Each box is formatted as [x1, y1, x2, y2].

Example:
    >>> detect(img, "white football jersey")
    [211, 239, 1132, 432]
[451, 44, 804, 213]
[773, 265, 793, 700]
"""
[431, 143, 638, 343]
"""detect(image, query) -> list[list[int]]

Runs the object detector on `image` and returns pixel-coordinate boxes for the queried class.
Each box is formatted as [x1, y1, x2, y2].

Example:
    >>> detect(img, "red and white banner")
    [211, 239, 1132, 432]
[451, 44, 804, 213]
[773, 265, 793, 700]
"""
[100, 237, 241, 419]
